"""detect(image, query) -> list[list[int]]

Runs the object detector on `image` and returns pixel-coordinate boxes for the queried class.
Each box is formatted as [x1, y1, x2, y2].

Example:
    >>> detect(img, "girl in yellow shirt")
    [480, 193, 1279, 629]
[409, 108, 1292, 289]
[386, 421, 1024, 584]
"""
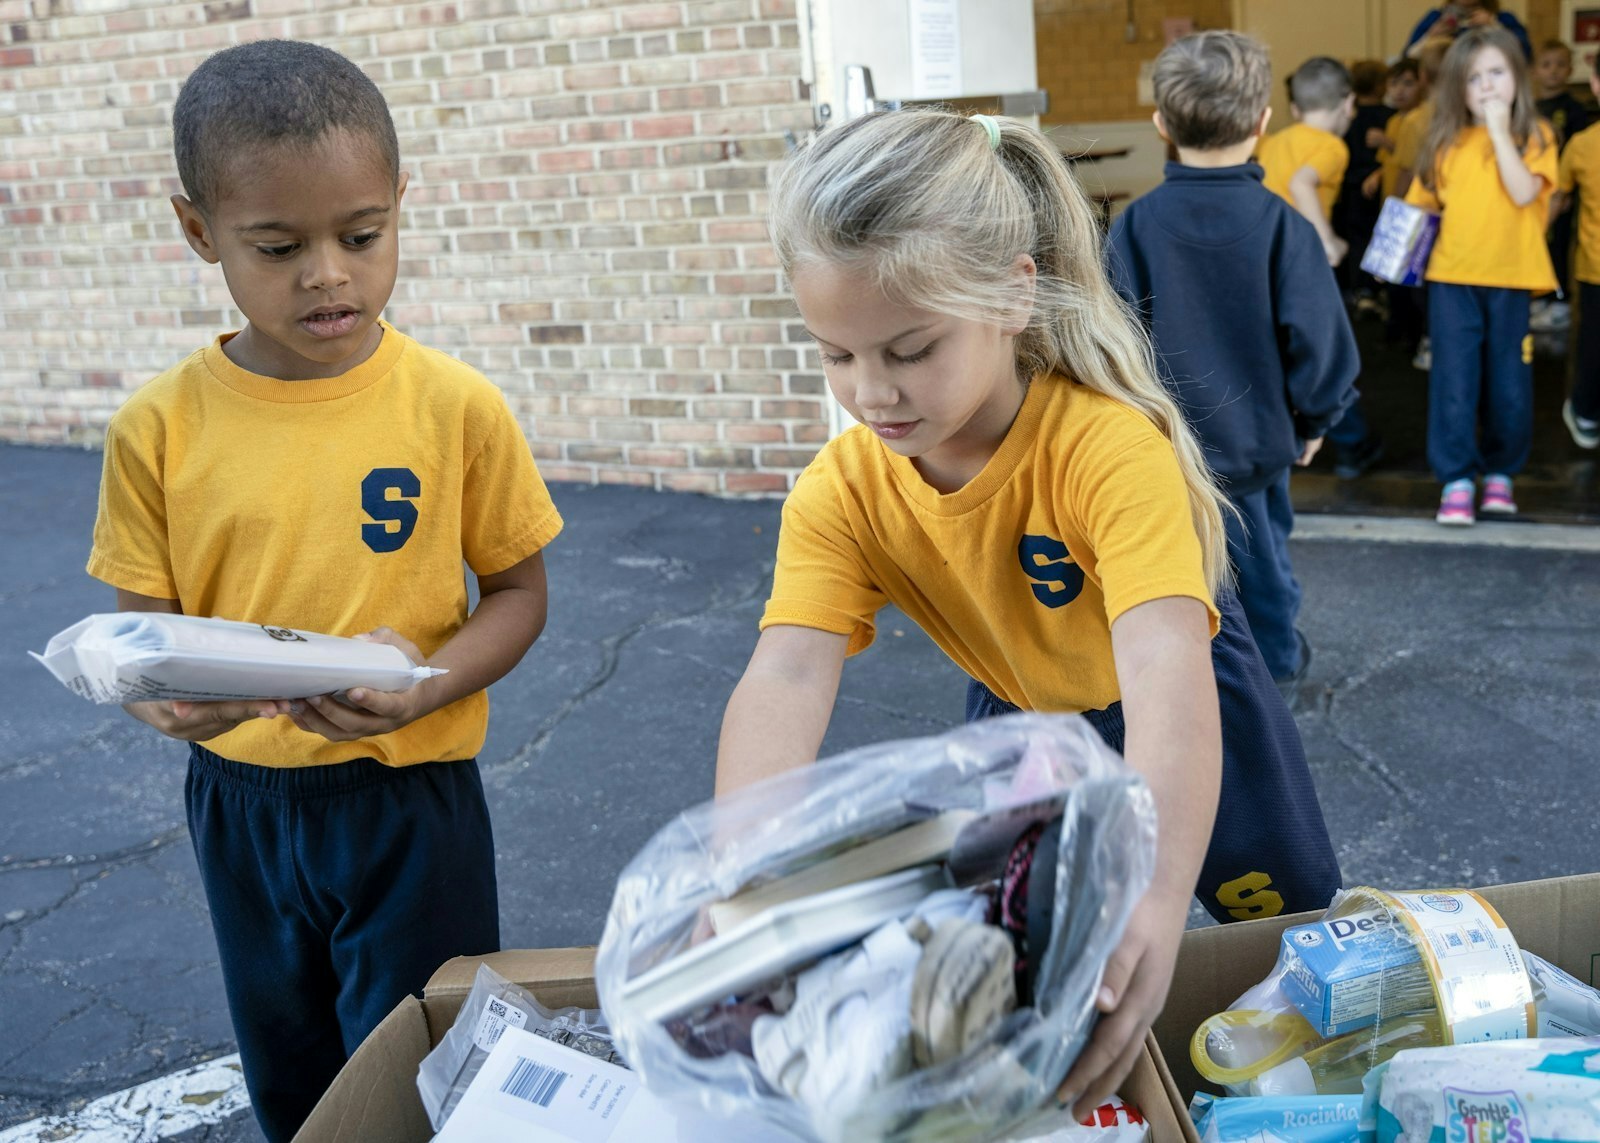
[715, 109, 1340, 1118]
[1405, 27, 1557, 524]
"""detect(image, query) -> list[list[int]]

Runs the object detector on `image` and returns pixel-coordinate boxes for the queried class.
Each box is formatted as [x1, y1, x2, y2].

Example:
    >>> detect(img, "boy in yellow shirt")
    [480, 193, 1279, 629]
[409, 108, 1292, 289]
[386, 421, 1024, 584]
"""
[87, 41, 563, 1141]
[1555, 64, 1600, 448]
[1259, 56, 1357, 265]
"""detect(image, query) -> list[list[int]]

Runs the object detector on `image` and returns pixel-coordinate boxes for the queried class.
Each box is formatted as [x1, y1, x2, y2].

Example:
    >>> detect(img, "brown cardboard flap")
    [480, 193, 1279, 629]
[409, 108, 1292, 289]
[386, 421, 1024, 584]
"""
[420, 946, 598, 1046]
[292, 995, 434, 1143]
[1126, 1032, 1203, 1143]
[1154, 873, 1600, 1104]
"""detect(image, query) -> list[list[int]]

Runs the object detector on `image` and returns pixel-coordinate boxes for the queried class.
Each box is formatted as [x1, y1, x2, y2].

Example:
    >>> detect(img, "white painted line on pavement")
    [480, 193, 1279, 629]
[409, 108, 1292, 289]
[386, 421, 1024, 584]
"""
[0, 1053, 249, 1143]
[1293, 514, 1600, 552]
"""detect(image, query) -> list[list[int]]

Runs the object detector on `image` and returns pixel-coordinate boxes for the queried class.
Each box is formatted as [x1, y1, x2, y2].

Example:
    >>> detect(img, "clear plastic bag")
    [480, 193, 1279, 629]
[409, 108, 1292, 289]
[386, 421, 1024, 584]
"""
[1191, 887, 1540, 1098]
[595, 713, 1159, 1143]
[416, 963, 620, 1131]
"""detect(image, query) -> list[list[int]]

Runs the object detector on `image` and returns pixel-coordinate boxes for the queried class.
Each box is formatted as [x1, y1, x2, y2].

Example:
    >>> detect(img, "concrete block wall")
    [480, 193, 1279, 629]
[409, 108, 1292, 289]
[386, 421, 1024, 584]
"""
[0, 0, 821, 495]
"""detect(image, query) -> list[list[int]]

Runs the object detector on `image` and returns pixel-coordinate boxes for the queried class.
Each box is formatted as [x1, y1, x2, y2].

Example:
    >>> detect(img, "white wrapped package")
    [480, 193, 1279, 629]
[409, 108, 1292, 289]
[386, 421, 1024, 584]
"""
[31, 613, 445, 704]
[1376, 1039, 1600, 1143]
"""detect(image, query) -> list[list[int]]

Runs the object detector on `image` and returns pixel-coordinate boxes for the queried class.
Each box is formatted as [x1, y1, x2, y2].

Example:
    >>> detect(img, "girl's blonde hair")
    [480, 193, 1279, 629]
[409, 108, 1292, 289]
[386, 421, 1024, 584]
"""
[768, 108, 1233, 596]
[1416, 25, 1543, 191]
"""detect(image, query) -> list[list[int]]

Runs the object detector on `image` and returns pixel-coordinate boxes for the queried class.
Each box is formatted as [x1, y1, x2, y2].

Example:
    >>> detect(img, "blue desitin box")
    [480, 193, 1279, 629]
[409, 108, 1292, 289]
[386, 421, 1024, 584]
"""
[1278, 907, 1428, 1037]
[1360, 197, 1440, 287]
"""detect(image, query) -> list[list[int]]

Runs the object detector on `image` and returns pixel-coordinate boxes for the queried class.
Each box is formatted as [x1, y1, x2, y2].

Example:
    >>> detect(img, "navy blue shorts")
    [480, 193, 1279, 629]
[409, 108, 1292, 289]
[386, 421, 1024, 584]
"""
[966, 591, 1341, 924]
[186, 744, 500, 1142]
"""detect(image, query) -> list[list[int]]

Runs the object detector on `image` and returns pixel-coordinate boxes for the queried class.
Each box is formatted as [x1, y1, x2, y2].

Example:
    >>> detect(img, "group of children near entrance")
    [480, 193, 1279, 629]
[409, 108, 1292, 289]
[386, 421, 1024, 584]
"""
[83, 10, 1592, 1141]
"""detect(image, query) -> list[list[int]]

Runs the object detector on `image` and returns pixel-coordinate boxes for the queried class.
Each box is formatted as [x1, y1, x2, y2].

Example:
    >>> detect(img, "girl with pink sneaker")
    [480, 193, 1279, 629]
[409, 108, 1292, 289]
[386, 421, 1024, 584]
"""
[1404, 27, 1557, 524]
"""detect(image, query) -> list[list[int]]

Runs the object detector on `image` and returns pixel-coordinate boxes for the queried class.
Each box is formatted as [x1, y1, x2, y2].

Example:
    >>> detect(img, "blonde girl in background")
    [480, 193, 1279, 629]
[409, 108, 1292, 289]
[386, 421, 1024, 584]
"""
[1406, 26, 1557, 524]
[714, 109, 1340, 1112]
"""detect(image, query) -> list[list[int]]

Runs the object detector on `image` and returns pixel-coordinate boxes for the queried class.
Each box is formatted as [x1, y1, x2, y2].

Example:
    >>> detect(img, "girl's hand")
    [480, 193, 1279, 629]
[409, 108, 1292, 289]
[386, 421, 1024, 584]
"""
[1464, 8, 1494, 26]
[1054, 886, 1187, 1117]
[128, 698, 290, 742]
[1366, 128, 1395, 151]
[1482, 97, 1512, 138]
[1321, 233, 1349, 267]
[286, 627, 433, 742]
[1362, 169, 1383, 199]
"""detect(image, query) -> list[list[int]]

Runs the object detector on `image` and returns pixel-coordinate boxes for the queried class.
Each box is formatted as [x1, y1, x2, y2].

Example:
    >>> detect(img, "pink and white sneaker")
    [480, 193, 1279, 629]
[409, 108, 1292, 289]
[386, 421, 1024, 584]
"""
[1436, 478, 1475, 526]
[1480, 474, 1517, 516]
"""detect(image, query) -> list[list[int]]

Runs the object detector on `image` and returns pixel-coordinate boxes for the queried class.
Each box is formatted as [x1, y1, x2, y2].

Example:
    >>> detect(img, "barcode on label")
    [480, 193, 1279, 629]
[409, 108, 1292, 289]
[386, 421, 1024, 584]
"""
[501, 1057, 569, 1108]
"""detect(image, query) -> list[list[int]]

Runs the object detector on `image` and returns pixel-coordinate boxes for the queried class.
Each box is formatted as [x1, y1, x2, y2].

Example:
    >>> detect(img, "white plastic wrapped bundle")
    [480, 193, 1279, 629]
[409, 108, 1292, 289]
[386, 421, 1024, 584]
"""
[31, 612, 445, 704]
[595, 713, 1159, 1143]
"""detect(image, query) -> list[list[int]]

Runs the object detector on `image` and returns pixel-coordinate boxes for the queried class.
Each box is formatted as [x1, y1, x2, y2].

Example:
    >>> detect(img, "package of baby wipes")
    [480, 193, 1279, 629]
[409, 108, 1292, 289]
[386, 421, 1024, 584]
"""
[1375, 1039, 1600, 1143]
[31, 612, 445, 704]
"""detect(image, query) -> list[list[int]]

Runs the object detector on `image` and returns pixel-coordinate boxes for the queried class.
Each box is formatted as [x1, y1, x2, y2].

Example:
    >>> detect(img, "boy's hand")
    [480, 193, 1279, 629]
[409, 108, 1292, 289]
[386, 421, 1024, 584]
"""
[1054, 886, 1186, 1117]
[286, 627, 433, 742]
[1297, 436, 1325, 466]
[1366, 128, 1395, 151]
[127, 698, 290, 742]
[1362, 169, 1383, 199]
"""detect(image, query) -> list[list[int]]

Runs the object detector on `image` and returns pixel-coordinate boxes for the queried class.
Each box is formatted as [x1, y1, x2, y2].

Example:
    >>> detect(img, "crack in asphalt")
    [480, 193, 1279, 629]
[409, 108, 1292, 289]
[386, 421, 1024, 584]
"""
[0, 826, 188, 875]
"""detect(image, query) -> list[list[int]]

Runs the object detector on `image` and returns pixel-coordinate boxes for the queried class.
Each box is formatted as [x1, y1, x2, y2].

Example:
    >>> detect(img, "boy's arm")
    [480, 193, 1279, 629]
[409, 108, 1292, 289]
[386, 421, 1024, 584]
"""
[115, 588, 294, 740]
[287, 550, 548, 741]
[1277, 225, 1361, 440]
[714, 624, 849, 798]
[1288, 165, 1347, 265]
[1057, 595, 1219, 1115]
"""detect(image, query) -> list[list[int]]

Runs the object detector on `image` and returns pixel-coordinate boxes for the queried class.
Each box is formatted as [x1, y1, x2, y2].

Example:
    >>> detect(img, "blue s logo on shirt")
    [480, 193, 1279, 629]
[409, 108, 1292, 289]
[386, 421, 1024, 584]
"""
[361, 467, 420, 553]
[1018, 534, 1084, 608]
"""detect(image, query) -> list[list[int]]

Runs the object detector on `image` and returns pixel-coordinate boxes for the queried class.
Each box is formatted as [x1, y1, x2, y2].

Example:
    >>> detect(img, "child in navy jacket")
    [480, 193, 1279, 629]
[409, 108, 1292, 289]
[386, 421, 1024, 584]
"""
[1108, 30, 1359, 697]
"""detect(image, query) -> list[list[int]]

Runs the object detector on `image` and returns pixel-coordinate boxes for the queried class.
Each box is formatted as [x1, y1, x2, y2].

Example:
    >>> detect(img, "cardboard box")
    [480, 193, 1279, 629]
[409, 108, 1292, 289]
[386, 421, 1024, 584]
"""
[295, 946, 1200, 1143]
[1152, 873, 1600, 1106]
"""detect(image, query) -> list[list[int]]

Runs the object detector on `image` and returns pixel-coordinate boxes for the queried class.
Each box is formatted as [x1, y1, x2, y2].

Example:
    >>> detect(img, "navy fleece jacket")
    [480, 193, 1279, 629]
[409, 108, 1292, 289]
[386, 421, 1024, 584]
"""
[1107, 162, 1359, 495]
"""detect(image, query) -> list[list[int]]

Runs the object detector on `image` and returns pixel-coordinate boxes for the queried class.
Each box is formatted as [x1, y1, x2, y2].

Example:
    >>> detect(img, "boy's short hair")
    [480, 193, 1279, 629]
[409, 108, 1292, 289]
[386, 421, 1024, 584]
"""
[1289, 57, 1354, 112]
[173, 39, 399, 213]
[1387, 57, 1421, 81]
[1539, 39, 1573, 61]
[1152, 31, 1272, 151]
[1350, 59, 1388, 99]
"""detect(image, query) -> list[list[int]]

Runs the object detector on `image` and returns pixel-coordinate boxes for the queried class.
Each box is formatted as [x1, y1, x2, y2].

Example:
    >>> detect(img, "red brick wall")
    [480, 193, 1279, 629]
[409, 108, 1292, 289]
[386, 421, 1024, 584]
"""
[0, 0, 821, 495]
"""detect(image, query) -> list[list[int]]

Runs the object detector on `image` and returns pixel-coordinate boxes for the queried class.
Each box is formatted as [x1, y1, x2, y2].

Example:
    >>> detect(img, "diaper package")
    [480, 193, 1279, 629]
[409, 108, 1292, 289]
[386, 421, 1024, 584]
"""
[32, 612, 445, 704]
[1374, 1039, 1600, 1143]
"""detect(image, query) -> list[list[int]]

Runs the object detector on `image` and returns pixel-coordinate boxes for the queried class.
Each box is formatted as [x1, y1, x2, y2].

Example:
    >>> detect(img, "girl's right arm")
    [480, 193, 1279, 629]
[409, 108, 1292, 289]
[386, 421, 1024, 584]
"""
[714, 624, 849, 797]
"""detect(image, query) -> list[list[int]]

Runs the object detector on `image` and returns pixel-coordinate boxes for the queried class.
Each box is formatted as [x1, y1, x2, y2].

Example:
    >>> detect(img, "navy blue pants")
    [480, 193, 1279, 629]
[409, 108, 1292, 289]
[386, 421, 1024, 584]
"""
[965, 591, 1341, 925]
[1324, 398, 1371, 453]
[1575, 282, 1600, 423]
[1224, 470, 1302, 681]
[1427, 282, 1533, 483]
[186, 745, 500, 1143]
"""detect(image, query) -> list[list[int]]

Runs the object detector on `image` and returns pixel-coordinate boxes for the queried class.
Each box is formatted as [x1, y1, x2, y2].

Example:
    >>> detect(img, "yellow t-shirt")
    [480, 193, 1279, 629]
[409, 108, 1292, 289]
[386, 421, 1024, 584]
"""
[1405, 123, 1558, 291]
[1391, 99, 1433, 183]
[761, 378, 1220, 715]
[1559, 121, 1600, 284]
[1258, 122, 1349, 218]
[1378, 107, 1413, 199]
[87, 321, 564, 768]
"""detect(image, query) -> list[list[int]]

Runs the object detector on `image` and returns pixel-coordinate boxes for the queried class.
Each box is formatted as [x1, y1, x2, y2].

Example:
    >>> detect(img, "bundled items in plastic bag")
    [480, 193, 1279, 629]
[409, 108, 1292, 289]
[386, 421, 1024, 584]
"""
[417, 963, 621, 1131]
[31, 612, 444, 704]
[596, 713, 1159, 1143]
[1372, 1038, 1600, 1143]
[1192, 887, 1600, 1100]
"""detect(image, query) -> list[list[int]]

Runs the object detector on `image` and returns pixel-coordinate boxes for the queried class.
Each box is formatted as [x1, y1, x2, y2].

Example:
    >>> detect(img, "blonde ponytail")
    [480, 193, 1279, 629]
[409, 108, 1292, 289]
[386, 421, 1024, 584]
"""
[770, 109, 1234, 596]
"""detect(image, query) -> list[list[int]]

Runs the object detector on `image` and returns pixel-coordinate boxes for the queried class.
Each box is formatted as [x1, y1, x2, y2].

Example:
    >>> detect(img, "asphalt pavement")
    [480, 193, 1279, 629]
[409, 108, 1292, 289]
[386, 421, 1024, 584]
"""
[3, 441, 1598, 1141]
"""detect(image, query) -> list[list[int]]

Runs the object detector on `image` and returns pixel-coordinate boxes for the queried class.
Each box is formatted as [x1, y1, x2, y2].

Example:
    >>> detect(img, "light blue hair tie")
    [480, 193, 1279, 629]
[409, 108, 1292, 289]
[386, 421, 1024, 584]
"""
[973, 113, 1002, 151]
